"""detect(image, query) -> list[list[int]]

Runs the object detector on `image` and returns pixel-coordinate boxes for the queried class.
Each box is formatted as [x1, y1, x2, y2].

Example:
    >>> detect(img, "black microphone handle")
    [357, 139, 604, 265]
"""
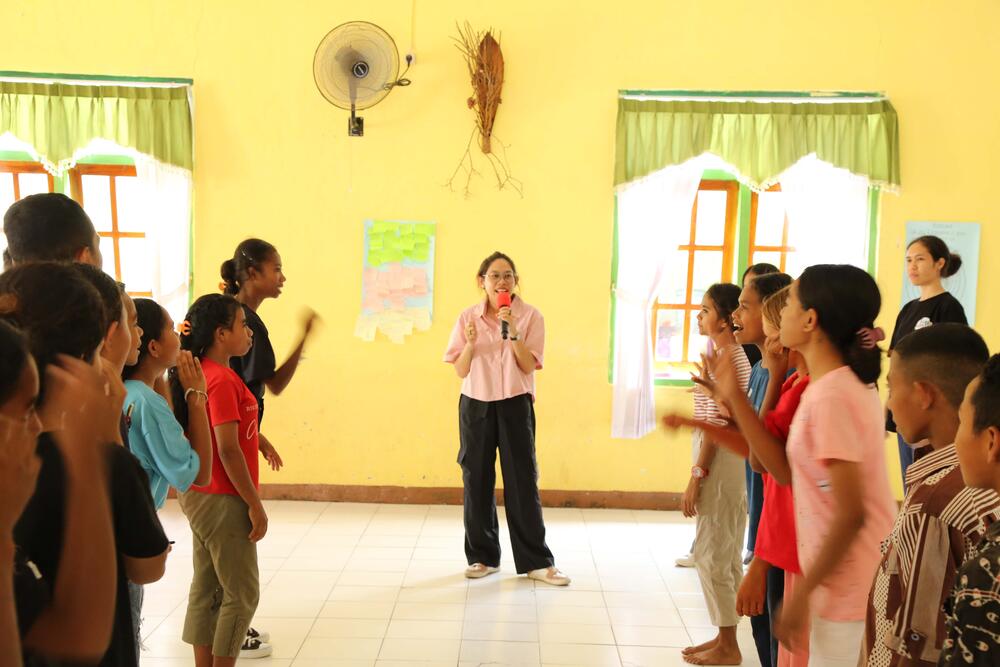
[501, 320, 509, 339]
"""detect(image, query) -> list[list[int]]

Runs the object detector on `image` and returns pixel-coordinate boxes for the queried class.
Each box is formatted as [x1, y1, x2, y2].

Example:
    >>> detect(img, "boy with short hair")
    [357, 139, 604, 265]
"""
[861, 324, 1000, 667]
[939, 352, 1000, 666]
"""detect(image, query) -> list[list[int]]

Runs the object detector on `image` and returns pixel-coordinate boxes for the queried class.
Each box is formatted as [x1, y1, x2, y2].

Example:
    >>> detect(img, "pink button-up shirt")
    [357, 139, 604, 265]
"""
[443, 296, 544, 402]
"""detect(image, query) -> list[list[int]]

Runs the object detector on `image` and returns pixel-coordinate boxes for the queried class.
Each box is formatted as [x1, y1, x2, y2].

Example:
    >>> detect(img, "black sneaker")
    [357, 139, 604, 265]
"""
[239, 637, 272, 659]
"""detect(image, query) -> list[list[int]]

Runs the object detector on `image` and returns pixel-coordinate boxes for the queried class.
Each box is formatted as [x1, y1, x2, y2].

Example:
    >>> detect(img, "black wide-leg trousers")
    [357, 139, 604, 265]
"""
[458, 393, 555, 574]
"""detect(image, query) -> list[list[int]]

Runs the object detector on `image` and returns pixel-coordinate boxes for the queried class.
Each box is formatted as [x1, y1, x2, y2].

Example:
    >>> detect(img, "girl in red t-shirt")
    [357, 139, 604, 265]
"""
[169, 294, 271, 663]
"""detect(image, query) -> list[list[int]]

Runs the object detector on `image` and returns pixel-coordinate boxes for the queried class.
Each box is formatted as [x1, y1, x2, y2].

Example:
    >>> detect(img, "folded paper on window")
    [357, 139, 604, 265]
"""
[355, 220, 436, 343]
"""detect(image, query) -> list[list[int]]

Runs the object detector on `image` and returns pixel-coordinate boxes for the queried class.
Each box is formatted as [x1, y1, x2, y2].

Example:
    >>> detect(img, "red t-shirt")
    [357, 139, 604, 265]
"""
[755, 372, 809, 574]
[191, 357, 260, 496]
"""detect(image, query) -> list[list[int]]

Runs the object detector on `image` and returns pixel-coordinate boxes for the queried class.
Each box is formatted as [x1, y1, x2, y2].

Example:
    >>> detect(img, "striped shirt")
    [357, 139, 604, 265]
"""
[693, 344, 752, 427]
[861, 444, 1000, 667]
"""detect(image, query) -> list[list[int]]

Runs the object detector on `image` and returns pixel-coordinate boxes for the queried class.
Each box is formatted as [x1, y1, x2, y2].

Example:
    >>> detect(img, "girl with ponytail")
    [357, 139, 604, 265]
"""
[888, 235, 968, 483]
[771, 265, 895, 664]
[124, 298, 213, 508]
[219, 239, 317, 428]
[169, 294, 273, 661]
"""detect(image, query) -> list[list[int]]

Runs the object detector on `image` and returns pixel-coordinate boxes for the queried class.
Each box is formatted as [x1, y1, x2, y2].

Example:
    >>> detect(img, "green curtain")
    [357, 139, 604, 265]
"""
[0, 81, 192, 171]
[615, 98, 899, 189]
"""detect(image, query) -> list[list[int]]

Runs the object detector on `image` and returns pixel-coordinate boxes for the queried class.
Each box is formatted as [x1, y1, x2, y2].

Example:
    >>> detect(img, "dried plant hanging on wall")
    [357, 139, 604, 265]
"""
[447, 22, 523, 197]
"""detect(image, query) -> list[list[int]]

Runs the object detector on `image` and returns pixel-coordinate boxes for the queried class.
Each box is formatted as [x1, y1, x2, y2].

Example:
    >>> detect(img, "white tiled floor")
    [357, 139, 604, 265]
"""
[140, 500, 760, 667]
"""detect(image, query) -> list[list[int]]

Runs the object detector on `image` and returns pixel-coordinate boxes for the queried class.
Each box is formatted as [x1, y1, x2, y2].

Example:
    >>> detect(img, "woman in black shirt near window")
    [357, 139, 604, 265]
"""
[889, 235, 967, 484]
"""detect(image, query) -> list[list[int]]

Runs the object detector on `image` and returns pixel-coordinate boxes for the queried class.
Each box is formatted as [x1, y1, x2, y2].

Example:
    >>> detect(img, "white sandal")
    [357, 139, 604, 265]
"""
[464, 563, 500, 579]
[527, 566, 571, 586]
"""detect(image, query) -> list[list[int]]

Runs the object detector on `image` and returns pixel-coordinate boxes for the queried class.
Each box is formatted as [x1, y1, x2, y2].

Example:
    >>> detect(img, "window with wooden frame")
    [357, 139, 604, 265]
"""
[652, 180, 739, 372]
[69, 163, 152, 297]
[747, 185, 794, 272]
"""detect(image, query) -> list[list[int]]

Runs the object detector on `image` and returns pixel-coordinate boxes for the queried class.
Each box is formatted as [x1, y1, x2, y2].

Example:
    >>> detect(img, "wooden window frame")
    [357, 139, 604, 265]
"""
[747, 184, 795, 272]
[68, 164, 151, 297]
[652, 180, 739, 367]
[0, 161, 56, 199]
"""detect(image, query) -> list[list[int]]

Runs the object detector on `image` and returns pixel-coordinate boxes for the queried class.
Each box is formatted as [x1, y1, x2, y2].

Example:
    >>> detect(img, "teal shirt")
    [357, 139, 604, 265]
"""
[124, 380, 200, 509]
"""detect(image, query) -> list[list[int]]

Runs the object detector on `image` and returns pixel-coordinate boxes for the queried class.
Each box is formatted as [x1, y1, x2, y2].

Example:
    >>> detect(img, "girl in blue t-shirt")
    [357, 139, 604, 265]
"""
[123, 299, 213, 507]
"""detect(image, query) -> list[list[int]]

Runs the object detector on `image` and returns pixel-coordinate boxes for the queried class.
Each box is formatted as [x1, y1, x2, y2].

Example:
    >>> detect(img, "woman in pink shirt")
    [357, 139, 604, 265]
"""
[443, 252, 569, 587]
[773, 265, 896, 667]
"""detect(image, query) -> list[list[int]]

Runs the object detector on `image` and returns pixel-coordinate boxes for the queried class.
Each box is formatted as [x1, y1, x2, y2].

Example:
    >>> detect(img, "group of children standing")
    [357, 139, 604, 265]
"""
[0, 192, 317, 666]
[666, 238, 1000, 667]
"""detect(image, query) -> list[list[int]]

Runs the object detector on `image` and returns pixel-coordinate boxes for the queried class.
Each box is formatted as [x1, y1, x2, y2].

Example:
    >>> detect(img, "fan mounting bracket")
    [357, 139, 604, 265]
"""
[348, 105, 364, 137]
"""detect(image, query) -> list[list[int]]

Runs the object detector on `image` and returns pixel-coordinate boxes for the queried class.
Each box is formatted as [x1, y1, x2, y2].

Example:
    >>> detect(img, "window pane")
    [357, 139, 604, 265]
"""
[751, 250, 783, 271]
[82, 175, 113, 232]
[657, 249, 691, 304]
[98, 236, 117, 278]
[119, 237, 152, 293]
[654, 309, 686, 363]
[17, 172, 50, 198]
[692, 251, 724, 297]
[694, 190, 728, 245]
[114, 176, 146, 233]
[754, 190, 786, 246]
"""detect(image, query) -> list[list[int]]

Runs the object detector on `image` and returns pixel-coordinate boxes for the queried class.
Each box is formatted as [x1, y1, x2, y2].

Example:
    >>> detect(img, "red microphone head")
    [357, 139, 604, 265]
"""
[496, 292, 512, 308]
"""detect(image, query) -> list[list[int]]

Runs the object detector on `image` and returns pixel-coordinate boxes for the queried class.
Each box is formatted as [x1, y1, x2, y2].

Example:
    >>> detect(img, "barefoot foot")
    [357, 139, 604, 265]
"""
[683, 645, 742, 665]
[681, 635, 719, 656]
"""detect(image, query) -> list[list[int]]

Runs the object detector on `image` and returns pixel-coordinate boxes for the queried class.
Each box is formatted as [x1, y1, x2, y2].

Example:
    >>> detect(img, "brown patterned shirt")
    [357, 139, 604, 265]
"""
[861, 445, 1000, 667]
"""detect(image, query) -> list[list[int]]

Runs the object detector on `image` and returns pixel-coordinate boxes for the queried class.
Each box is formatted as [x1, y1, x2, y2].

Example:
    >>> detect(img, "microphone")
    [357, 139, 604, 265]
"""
[497, 291, 511, 339]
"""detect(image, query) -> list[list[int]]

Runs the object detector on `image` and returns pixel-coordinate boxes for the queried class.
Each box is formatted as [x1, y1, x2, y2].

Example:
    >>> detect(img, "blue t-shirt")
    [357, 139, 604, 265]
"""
[124, 380, 200, 509]
[747, 361, 770, 413]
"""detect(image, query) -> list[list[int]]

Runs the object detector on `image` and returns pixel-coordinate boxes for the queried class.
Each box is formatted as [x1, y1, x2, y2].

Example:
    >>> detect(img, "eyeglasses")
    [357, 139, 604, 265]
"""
[482, 272, 516, 282]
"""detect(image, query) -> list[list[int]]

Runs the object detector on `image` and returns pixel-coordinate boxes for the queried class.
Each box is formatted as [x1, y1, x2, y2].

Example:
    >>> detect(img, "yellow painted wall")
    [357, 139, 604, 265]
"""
[3, 1, 998, 499]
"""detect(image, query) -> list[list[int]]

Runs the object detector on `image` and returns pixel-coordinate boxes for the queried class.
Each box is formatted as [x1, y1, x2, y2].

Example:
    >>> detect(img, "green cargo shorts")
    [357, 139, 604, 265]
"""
[178, 491, 260, 658]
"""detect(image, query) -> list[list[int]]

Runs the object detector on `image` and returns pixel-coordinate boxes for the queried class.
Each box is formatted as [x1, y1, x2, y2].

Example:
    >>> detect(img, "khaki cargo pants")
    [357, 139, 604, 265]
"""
[179, 490, 260, 658]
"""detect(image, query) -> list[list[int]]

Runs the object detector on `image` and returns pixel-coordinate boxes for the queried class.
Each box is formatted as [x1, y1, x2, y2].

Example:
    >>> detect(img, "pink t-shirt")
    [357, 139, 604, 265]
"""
[443, 296, 544, 402]
[786, 365, 895, 622]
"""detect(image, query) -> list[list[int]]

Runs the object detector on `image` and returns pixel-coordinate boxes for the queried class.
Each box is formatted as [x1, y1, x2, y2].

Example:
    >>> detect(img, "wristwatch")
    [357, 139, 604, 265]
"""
[691, 465, 709, 479]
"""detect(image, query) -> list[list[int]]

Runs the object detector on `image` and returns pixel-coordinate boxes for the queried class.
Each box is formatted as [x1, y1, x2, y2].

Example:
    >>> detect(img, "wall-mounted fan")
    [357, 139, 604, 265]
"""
[313, 21, 411, 136]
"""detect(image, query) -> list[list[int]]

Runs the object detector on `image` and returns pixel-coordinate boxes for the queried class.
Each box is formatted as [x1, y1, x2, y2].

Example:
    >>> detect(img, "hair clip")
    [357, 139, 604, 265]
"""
[178, 320, 192, 336]
[856, 326, 886, 350]
[218, 281, 227, 291]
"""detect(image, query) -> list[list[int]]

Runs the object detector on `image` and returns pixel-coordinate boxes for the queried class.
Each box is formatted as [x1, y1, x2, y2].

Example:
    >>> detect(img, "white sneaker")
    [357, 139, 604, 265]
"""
[239, 637, 272, 659]
[675, 553, 696, 568]
[465, 563, 500, 579]
[527, 567, 571, 586]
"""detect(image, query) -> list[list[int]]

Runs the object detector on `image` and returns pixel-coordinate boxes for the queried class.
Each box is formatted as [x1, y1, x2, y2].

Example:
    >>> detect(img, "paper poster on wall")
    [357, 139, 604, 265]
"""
[900, 221, 980, 325]
[354, 220, 436, 343]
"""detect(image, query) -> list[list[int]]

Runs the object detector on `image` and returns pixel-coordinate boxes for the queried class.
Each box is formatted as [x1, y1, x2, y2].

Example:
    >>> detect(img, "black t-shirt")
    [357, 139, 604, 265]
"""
[230, 306, 276, 420]
[886, 292, 968, 432]
[889, 291, 967, 350]
[14, 435, 170, 667]
[14, 549, 52, 667]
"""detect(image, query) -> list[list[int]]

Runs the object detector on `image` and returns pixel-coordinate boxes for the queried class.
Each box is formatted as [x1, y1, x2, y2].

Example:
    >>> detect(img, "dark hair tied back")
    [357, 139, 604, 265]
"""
[705, 283, 742, 326]
[220, 239, 277, 295]
[168, 293, 242, 428]
[123, 299, 169, 381]
[908, 235, 963, 279]
[797, 264, 883, 384]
